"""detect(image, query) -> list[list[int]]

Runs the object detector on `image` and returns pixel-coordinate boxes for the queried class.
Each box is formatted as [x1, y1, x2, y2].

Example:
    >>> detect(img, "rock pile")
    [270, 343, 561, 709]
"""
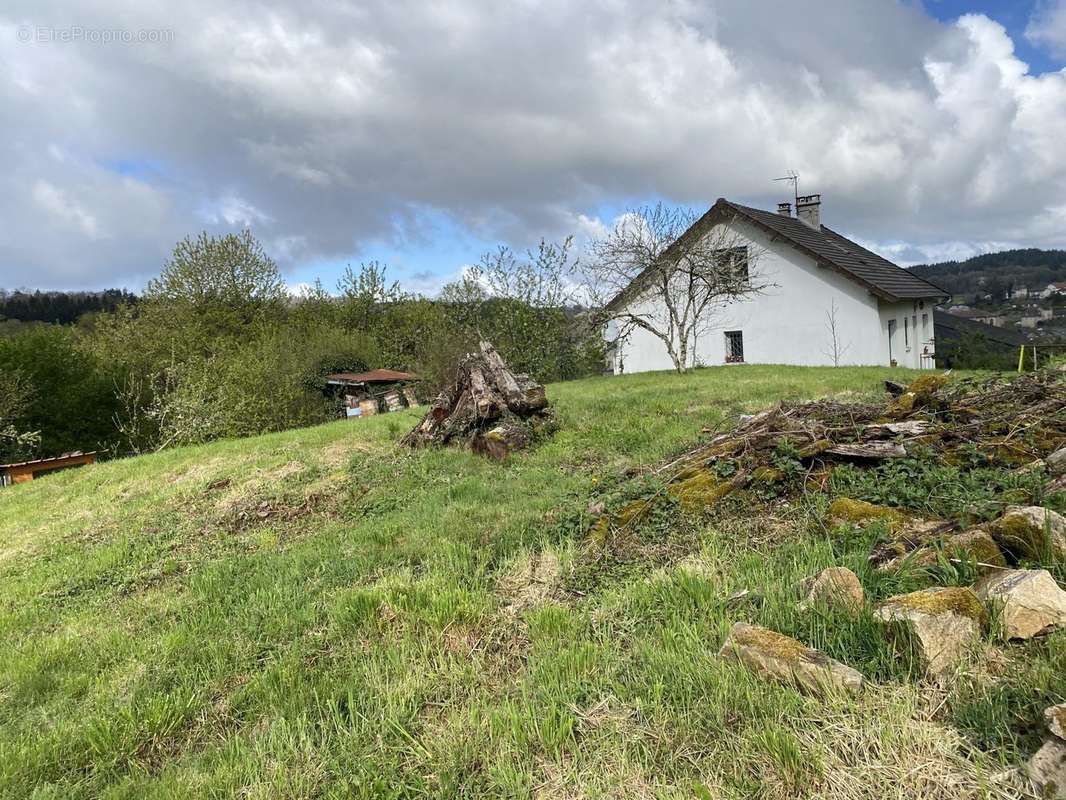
[590, 369, 1066, 541]
[583, 369, 1066, 784]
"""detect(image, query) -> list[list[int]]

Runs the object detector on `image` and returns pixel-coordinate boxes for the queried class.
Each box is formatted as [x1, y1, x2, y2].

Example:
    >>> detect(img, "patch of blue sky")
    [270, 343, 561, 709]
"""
[98, 156, 170, 180]
[924, 0, 1064, 74]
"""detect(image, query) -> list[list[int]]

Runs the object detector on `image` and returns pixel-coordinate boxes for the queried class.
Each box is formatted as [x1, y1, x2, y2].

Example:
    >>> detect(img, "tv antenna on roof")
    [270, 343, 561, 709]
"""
[773, 170, 799, 205]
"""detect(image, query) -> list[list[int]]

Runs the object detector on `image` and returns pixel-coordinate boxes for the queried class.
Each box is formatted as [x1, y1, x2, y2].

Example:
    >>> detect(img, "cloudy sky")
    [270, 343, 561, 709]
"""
[2, 0, 1066, 294]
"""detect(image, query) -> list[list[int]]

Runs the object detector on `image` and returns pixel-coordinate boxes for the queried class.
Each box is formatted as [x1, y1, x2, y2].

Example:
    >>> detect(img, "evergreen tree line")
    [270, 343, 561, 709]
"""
[0, 231, 603, 462]
[0, 288, 137, 325]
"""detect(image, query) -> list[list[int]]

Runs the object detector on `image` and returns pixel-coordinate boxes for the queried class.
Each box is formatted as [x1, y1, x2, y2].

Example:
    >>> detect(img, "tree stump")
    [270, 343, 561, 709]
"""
[401, 341, 555, 459]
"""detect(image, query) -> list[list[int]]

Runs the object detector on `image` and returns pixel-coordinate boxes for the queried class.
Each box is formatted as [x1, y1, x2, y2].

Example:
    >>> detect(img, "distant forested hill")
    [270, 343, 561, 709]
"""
[910, 248, 1066, 299]
[0, 289, 137, 325]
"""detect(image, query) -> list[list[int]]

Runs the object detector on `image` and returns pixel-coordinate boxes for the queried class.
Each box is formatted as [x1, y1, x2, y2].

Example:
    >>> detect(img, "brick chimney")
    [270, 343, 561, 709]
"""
[796, 194, 821, 229]
[776, 202, 792, 217]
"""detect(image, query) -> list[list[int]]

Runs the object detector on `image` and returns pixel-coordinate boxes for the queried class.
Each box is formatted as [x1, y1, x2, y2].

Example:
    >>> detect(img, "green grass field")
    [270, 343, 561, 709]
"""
[1, 365, 1062, 799]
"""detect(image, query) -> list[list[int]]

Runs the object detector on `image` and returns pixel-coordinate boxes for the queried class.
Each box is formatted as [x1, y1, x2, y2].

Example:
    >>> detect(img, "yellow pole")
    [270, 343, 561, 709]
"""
[1018, 345, 1025, 372]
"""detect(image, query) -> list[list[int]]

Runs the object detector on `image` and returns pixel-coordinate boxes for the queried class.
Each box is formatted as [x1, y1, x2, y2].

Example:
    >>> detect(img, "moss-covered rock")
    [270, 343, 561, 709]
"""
[828, 497, 904, 529]
[880, 586, 987, 623]
[943, 529, 1007, 570]
[884, 528, 1008, 574]
[718, 622, 864, 696]
[875, 587, 984, 679]
[989, 506, 1066, 562]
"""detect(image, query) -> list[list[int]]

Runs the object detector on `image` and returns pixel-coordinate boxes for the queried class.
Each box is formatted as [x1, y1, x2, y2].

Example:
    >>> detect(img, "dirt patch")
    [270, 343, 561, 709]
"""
[164, 456, 231, 485]
[498, 550, 562, 615]
[319, 439, 375, 470]
[785, 685, 1022, 800]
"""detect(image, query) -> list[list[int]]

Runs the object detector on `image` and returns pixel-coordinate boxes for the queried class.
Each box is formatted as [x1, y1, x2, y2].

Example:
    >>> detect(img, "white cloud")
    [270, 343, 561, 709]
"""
[199, 195, 272, 227]
[0, 1, 1065, 290]
[1026, 0, 1066, 57]
[31, 180, 100, 238]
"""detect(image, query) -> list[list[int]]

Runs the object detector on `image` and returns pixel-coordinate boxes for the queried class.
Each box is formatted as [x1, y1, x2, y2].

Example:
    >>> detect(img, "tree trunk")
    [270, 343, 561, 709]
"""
[401, 341, 555, 459]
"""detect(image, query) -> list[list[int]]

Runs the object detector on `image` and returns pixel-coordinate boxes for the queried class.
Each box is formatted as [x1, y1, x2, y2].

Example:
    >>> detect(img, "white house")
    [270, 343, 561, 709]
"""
[604, 195, 948, 373]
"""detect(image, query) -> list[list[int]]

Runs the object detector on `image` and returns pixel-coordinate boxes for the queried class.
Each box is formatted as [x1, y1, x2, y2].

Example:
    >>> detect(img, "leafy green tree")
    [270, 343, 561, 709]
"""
[146, 230, 285, 307]
[0, 326, 121, 455]
[440, 238, 599, 382]
[0, 368, 40, 462]
[337, 261, 408, 333]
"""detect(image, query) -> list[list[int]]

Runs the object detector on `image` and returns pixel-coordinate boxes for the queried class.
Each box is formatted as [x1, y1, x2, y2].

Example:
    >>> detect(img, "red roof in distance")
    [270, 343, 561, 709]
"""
[326, 369, 419, 383]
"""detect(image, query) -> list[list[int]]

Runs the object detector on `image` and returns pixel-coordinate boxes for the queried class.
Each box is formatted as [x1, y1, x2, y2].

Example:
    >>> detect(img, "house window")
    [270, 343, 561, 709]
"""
[904, 316, 909, 347]
[922, 313, 929, 337]
[715, 246, 749, 287]
[725, 330, 744, 363]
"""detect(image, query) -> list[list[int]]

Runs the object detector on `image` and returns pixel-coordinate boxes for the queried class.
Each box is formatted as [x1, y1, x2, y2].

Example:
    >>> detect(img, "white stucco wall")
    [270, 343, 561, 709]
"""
[879, 299, 936, 369]
[609, 219, 937, 373]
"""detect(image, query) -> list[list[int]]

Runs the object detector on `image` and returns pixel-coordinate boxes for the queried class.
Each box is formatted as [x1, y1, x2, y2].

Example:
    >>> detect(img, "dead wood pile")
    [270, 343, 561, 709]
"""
[667, 370, 1066, 482]
[401, 341, 555, 459]
[589, 370, 1066, 544]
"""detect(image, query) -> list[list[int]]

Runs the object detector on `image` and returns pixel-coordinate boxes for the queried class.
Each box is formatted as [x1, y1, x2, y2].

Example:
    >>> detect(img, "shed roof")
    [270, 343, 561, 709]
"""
[325, 369, 419, 384]
[606, 198, 948, 311]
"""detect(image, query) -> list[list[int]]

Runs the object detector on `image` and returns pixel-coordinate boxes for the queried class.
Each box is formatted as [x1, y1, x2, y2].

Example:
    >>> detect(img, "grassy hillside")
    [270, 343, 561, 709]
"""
[0, 365, 1059, 799]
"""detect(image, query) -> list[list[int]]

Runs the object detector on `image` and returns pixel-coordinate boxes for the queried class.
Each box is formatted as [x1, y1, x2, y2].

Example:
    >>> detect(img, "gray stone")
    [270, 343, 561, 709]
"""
[1047, 704, 1066, 742]
[975, 569, 1066, 640]
[797, 567, 864, 615]
[1028, 738, 1066, 799]
[1048, 447, 1066, 477]
[718, 622, 863, 697]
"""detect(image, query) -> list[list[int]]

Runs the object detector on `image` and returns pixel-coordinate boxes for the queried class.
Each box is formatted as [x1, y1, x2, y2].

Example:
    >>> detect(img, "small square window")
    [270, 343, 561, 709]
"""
[725, 330, 744, 363]
[715, 247, 749, 287]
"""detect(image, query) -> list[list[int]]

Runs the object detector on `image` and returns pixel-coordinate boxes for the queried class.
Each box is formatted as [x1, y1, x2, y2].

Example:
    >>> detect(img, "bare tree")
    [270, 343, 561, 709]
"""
[821, 299, 851, 367]
[583, 203, 768, 374]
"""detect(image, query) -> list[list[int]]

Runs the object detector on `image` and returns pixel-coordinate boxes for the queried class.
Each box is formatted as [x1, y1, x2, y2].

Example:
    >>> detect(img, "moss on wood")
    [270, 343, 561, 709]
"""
[667, 470, 733, 511]
[828, 497, 904, 527]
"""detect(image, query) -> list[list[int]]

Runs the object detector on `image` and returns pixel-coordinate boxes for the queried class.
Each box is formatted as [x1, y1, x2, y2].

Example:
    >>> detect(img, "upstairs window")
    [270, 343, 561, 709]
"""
[714, 246, 749, 287]
[725, 330, 744, 363]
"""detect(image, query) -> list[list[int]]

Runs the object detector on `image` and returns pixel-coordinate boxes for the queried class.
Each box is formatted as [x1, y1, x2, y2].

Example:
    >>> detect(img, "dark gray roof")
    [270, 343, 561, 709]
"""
[606, 198, 948, 311]
[933, 309, 1026, 348]
[721, 200, 949, 301]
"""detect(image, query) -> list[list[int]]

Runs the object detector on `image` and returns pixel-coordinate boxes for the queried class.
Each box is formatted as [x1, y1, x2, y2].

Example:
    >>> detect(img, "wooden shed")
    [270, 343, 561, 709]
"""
[0, 451, 97, 487]
[324, 369, 420, 419]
